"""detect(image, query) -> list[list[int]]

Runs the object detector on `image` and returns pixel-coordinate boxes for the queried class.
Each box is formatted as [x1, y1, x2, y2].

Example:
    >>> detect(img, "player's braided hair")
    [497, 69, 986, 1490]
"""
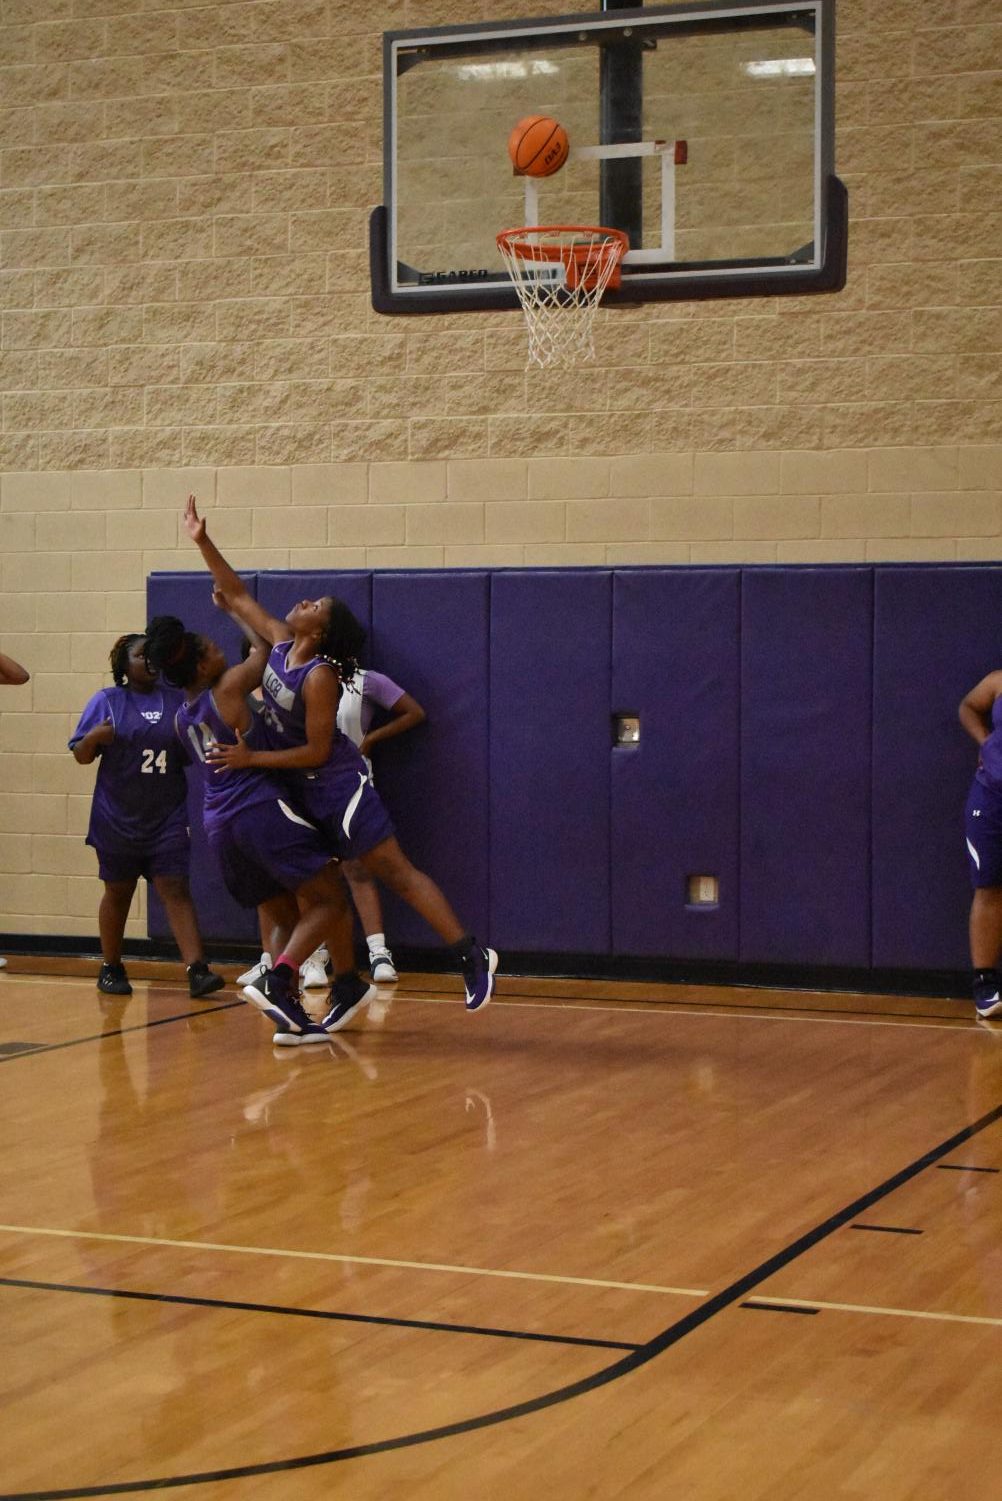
[316, 598, 365, 688]
[144, 614, 202, 689]
[109, 633, 146, 687]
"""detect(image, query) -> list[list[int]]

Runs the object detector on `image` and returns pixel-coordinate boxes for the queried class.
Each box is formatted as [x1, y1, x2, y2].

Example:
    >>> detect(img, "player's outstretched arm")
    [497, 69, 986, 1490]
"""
[0, 649, 30, 686]
[182, 494, 288, 645]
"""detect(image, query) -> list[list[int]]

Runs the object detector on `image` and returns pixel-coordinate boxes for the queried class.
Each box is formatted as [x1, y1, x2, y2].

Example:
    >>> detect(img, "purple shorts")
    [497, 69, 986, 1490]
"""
[301, 765, 395, 860]
[966, 776, 1002, 888]
[206, 796, 336, 909]
[93, 833, 190, 886]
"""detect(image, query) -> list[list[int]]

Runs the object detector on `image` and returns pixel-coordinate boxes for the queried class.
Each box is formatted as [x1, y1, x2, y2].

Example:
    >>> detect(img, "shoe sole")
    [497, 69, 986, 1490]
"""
[242, 981, 272, 1012]
[976, 999, 1002, 1019]
[465, 949, 498, 1012]
[273, 1027, 330, 1047]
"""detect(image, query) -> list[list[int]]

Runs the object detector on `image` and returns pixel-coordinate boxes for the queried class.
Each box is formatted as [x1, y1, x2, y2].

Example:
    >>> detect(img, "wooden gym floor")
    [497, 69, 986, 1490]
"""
[1, 961, 1000, 1500]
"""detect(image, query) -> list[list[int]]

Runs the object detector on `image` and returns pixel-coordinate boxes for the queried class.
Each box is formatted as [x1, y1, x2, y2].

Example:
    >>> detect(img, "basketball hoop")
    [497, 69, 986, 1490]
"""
[497, 225, 629, 369]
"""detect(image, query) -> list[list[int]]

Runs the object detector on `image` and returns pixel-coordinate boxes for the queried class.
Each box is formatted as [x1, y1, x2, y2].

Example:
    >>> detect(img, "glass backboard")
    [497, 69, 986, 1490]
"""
[370, 0, 846, 314]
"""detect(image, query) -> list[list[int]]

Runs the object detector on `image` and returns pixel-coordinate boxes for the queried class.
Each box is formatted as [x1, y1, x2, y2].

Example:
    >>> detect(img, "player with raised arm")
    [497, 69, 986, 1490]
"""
[144, 609, 365, 1044]
[181, 494, 498, 1023]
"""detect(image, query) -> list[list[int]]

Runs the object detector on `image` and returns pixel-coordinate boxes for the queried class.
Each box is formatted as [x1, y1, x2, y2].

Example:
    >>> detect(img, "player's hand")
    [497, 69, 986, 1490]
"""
[92, 719, 115, 745]
[183, 493, 206, 544]
[205, 729, 252, 771]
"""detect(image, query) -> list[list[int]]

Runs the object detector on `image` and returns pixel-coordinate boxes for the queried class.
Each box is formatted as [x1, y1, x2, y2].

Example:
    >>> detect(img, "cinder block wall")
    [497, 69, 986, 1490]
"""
[0, 0, 999, 941]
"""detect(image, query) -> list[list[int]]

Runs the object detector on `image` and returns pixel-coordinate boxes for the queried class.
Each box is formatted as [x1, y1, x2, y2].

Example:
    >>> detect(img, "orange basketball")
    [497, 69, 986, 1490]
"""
[507, 115, 570, 178]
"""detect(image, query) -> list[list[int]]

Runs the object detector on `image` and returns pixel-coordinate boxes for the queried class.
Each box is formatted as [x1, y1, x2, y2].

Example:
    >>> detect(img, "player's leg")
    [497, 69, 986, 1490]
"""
[151, 870, 225, 998]
[225, 798, 370, 1042]
[343, 858, 397, 981]
[238, 903, 279, 987]
[96, 873, 138, 995]
[965, 778, 1002, 1018]
[359, 835, 497, 1012]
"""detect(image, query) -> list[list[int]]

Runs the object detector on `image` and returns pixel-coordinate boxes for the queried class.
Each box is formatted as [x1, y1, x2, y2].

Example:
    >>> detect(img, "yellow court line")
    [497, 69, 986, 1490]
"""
[0, 1223, 707, 1299]
[755, 1295, 1002, 1328]
[407, 994, 973, 1033]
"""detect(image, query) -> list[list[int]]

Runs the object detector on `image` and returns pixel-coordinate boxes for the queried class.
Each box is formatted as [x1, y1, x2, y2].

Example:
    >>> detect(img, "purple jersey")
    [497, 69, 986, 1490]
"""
[336, 668, 405, 748]
[174, 689, 281, 835]
[977, 697, 1002, 791]
[70, 686, 189, 852]
[259, 640, 367, 819]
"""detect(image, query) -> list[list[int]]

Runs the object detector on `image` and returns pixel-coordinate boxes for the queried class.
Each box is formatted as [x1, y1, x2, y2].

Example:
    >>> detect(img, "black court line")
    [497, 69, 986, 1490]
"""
[0, 1276, 636, 1354]
[850, 1223, 923, 1235]
[0, 1000, 244, 1063]
[6, 1096, 1002, 1500]
[936, 1163, 1000, 1173]
[740, 1301, 819, 1316]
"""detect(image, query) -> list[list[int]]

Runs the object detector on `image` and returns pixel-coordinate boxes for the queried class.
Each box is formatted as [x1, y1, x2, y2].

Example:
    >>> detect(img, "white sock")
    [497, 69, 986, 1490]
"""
[367, 933, 386, 956]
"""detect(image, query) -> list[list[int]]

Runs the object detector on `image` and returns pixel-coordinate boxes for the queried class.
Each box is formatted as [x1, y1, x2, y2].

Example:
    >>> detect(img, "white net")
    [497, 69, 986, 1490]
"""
[496, 226, 628, 369]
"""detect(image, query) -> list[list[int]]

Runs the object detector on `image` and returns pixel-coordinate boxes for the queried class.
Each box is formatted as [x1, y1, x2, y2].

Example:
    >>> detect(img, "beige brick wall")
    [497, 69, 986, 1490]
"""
[0, 0, 1000, 940]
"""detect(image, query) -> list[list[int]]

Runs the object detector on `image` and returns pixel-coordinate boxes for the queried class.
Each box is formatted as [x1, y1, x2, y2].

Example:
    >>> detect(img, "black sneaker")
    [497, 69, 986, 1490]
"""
[187, 961, 225, 999]
[320, 973, 376, 1033]
[462, 946, 498, 1012]
[243, 965, 329, 1046]
[97, 962, 132, 997]
[974, 976, 1002, 1020]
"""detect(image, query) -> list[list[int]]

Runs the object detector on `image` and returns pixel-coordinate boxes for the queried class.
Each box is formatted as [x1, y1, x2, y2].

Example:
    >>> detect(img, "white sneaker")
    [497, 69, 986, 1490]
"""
[0, 956, 7, 970]
[369, 948, 398, 983]
[300, 948, 330, 989]
[237, 952, 271, 988]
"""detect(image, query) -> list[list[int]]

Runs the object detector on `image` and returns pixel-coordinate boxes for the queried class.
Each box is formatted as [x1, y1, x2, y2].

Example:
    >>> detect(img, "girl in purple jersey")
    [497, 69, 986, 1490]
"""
[333, 666, 427, 985]
[182, 494, 497, 1020]
[69, 634, 224, 1001]
[144, 611, 371, 1044]
[959, 671, 1002, 1021]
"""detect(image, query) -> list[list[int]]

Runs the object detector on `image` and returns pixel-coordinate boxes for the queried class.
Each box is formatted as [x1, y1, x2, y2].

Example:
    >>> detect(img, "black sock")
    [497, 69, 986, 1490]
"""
[973, 968, 996, 987]
[450, 933, 475, 962]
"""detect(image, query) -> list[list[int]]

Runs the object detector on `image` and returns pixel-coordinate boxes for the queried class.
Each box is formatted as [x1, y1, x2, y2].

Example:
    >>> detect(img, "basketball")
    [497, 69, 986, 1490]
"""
[507, 115, 570, 177]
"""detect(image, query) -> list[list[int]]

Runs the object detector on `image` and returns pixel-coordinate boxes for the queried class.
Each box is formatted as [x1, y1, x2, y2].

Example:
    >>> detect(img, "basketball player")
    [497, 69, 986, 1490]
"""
[181, 494, 498, 1023]
[299, 646, 427, 990]
[0, 646, 30, 970]
[335, 660, 427, 985]
[144, 611, 371, 1043]
[959, 669, 1002, 1019]
[69, 634, 224, 1001]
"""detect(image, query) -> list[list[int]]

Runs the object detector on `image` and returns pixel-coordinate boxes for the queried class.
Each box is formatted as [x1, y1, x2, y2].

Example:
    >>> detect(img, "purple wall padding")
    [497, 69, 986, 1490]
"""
[872, 566, 1002, 970]
[145, 571, 260, 944]
[369, 572, 491, 949]
[611, 569, 741, 958]
[490, 571, 612, 952]
[740, 568, 873, 966]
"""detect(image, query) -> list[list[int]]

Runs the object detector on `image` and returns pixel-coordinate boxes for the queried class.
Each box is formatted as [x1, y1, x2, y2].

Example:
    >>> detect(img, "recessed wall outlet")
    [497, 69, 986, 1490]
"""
[687, 875, 719, 905]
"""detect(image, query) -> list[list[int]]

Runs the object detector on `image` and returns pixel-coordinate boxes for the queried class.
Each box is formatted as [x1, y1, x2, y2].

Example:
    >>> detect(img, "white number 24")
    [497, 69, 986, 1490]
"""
[141, 748, 168, 775]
